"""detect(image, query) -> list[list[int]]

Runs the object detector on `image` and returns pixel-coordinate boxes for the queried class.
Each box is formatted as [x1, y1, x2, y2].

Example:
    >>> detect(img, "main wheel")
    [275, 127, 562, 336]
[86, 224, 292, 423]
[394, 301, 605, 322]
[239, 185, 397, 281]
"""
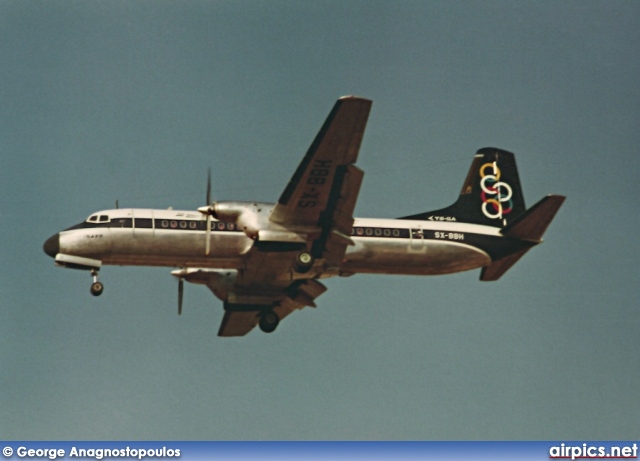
[259, 310, 280, 333]
[90, 281, 104, 297]
[294, 251, 314, 273]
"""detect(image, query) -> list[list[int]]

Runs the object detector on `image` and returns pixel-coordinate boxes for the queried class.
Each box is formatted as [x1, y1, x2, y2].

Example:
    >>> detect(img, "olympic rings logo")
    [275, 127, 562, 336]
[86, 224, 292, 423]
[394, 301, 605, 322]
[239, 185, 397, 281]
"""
[479, 162, 513, 219]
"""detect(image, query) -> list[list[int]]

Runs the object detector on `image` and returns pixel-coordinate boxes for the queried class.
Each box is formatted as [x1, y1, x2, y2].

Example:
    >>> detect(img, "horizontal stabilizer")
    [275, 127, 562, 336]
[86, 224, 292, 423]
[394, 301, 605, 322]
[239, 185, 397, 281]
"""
[481, 194, 565, 281]
[480, 249, 530, 281]
[501, 194, 566, 242]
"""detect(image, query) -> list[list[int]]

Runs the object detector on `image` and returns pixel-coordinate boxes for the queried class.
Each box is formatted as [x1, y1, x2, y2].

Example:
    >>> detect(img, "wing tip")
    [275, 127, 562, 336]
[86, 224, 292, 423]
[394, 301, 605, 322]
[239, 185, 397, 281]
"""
[338, 95, 372, 103]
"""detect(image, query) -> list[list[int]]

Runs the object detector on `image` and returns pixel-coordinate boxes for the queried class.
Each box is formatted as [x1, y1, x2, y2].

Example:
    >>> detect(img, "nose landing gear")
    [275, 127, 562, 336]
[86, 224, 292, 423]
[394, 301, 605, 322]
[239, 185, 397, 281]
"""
[90, 269, 104, 296]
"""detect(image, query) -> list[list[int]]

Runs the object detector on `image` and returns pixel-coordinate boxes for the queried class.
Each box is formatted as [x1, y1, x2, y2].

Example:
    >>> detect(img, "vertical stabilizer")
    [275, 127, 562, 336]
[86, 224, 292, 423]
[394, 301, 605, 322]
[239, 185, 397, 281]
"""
[401, 148, 526, 227]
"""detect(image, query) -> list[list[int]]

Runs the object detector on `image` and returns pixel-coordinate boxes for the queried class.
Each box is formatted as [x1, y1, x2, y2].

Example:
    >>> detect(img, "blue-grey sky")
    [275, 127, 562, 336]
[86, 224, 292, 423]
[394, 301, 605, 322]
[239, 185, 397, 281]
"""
[1, 1, 638, 440]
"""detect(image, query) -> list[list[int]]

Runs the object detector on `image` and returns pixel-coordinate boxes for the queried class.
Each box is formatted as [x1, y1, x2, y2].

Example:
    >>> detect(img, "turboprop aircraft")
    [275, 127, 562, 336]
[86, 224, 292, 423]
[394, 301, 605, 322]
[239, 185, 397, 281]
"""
[43, 96, 565, 336]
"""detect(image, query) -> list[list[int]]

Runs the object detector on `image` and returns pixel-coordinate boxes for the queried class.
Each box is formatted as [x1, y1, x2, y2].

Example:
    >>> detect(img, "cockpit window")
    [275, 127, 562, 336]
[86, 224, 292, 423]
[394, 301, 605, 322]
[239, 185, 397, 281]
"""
[85, 214, 110, 224]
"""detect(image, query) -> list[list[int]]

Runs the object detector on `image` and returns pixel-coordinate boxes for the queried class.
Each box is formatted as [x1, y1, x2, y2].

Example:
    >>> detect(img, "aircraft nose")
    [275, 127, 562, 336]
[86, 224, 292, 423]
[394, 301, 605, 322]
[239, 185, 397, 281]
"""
[43, 233, 60, 258]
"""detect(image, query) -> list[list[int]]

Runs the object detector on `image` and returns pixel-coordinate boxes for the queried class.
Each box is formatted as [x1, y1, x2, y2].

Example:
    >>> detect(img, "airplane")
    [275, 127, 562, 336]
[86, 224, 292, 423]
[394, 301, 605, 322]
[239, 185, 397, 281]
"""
[43, 96, 565, 337]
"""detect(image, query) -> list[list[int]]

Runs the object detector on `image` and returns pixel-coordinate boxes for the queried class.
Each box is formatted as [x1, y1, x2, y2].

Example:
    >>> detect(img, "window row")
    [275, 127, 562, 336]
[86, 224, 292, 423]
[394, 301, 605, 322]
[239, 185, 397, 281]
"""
[351, 227, 412, 239]
[77, 218, 240, 232]
[79, 220, 429, 240]
[154, 219, 238, 232]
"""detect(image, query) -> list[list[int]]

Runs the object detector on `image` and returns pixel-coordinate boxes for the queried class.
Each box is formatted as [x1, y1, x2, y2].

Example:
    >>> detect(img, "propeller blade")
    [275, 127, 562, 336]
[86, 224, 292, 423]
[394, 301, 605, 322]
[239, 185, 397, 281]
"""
[205, 168, 212, 256]
[205, 215, 211, 256]
[195, 170, 217, 256]
[206, 167, 212, 206]
[178, 277, 184, 315]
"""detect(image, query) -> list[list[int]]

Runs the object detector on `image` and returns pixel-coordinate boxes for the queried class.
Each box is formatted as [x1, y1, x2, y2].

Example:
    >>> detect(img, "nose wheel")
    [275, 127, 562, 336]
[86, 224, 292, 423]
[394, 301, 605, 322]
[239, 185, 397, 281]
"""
[90, 269, 104, 296]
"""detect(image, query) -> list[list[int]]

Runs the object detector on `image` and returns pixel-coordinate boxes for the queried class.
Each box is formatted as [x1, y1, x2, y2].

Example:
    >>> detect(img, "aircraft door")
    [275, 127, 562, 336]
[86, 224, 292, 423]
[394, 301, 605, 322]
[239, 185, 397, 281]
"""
[409, 226, 426, 253]
[133, 210, 154, 239]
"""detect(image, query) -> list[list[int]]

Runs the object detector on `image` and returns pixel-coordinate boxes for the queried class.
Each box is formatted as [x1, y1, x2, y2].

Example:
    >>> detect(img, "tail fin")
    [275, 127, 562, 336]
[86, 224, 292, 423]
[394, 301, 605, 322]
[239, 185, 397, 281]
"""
[401, 147, 526, 227]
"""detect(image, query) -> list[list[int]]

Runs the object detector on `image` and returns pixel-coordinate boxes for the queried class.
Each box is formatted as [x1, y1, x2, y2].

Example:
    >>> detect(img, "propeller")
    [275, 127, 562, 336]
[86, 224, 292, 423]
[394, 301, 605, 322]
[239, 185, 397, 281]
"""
[171, 269, 187, 315]
[205, 168, 212, 255]
[206, 167, 211, 208]
[178, 277, 184, 315]
[198, 168, 213, 255]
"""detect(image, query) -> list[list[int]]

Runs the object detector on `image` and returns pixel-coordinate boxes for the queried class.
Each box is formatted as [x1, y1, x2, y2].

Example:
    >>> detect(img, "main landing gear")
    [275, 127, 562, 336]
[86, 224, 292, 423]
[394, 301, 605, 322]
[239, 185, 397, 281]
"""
[259, 310, 280, 333]
[89, 269, 104, 296]
[294, 251, 314, 273]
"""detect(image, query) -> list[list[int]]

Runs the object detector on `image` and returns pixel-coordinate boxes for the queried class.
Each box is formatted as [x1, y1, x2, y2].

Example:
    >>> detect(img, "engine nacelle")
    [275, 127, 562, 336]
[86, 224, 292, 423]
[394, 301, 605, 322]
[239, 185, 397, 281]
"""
[208, 201, 272, 239]
[210, 201, 247, 223]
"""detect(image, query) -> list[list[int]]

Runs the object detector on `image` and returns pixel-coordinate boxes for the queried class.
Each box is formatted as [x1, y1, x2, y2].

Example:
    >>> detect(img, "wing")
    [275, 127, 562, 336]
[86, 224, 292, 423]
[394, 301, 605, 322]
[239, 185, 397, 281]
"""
[232, 96, 371, 294]
[190, 97, 372, 336]
[270, 95, 372, 267]
[217, 311, 261, 337]
[177, 267, 328, 337]
[216, 278, 328, 337]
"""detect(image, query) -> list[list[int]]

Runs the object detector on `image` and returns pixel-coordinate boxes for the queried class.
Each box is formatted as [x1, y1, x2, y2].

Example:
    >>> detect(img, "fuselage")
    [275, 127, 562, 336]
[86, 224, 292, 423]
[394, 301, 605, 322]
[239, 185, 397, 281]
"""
[40, 96, 564, 337]
[43, 206, 528, 278]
